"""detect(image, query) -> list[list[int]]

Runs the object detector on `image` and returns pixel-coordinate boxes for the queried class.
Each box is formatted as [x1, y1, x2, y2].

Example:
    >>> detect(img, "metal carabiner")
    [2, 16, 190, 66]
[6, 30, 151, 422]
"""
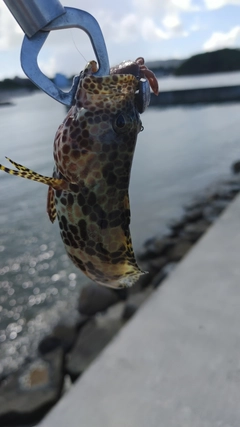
[3, 0, 66, 38]
[20, 7, 110, 107]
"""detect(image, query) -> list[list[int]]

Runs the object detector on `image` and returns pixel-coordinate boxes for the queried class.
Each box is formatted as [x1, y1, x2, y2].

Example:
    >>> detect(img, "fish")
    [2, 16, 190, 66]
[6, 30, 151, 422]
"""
[0, 58, 159, 289]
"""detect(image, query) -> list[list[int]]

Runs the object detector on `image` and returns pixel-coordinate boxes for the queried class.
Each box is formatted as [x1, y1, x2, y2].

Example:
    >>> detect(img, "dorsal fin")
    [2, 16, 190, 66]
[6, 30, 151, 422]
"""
[47, 186, 57, 223]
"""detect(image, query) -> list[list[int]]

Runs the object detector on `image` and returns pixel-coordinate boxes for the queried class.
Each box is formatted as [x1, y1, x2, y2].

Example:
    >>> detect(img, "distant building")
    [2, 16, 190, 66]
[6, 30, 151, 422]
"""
[54, 73, 69, 88]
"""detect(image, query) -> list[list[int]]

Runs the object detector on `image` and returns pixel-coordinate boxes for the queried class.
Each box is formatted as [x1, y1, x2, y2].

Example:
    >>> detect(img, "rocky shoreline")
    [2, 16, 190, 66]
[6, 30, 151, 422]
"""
[1, 162, 240, 426]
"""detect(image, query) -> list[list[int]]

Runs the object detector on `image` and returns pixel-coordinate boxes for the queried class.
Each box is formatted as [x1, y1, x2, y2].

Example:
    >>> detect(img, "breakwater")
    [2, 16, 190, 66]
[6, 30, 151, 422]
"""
[1, 170, 240, 426]
[150, 85, 240, 106]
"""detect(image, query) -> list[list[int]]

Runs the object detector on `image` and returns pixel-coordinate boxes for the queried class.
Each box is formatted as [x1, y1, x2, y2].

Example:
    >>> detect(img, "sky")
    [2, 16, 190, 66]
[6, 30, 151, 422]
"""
[1, 0, 240, 80]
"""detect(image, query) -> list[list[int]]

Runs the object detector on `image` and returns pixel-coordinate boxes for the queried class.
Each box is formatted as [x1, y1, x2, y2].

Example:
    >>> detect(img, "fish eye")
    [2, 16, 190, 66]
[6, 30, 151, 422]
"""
[115, 114, 125, 128]
[113, 114, 126, 132]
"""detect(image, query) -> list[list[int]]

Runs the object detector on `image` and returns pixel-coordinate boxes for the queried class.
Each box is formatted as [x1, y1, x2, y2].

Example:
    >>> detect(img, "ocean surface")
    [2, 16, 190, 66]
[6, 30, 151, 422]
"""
[1, 72, 240, 376]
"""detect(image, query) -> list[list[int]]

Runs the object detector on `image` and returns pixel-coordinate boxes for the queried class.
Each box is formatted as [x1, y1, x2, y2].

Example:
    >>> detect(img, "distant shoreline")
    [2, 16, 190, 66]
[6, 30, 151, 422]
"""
[0, 101, 13, 107]
[150, 84, 240, 106]
[3, 84, 240, 108]
[0, 88, 35, 107]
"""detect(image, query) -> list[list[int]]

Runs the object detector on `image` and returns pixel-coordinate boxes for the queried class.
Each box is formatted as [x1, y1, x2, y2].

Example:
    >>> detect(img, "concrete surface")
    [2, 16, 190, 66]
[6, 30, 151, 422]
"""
[39, 194, 240, 427]
[150, 85, 240, 106]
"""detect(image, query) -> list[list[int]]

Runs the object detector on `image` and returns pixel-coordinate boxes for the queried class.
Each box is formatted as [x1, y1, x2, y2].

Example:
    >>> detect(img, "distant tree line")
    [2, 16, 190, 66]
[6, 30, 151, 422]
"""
[175, 48, 240, 76]
[1, 48, 240, 90]
[0, 77, 38, 91]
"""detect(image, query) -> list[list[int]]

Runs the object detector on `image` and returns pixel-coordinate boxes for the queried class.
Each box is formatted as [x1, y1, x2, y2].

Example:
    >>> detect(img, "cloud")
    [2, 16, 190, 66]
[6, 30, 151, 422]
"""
[171, 0, 200, 11]
[117, 14, 139, 42]
[38, 56, 58, 77]
[0, 0, 191, 50]
[204, 0, 240, 9]
[96, 12, 140, 43]
[203, 26, 240, 50]
[163, 14, 181, 29]
[141, 18, 169, 41]
[162, 14, 188, 36]
[0, 0, 195, 78]
[190, 23, 201, 32]
[0, 4, 22, 50]
[133, 0, 198, 14]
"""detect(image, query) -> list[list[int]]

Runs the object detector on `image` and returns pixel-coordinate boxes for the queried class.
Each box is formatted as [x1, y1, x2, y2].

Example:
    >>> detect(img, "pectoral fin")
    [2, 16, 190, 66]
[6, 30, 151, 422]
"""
[0, 157, 68, 191]
[47, 186, 57, 223]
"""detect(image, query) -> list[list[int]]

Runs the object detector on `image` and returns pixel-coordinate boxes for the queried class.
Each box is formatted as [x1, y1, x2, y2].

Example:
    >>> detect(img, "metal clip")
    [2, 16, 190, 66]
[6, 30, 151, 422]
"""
[20, 7, 110, 107]
[3, 0, 66, 38]
[135, 79, 151, 114]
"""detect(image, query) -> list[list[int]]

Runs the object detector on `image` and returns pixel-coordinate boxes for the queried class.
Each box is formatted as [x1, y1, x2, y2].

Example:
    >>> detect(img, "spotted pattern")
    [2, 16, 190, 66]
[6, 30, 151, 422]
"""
[52, 66, 144, 287]
[0, 59, 159, 288]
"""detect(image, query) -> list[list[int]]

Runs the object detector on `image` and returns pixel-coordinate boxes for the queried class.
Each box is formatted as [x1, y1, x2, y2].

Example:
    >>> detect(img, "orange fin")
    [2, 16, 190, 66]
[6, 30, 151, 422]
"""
[0, 157, 68, 191]
[47, 186, 57, 223]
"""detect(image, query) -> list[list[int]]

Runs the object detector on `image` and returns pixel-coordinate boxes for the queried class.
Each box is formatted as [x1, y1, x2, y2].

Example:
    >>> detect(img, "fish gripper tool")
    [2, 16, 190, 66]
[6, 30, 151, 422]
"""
[3, 0, 110, 107]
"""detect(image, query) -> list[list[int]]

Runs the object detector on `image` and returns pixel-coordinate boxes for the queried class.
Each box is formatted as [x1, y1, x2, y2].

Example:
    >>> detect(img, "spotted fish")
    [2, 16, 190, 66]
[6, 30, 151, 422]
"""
[0, 59, 158, 289]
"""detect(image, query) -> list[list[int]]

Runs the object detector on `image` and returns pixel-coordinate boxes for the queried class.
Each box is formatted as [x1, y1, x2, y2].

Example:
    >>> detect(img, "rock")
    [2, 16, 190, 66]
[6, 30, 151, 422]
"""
[129, 270, 154, 293]
[167, 240, 192, 262]
[122, 303, 137, 320]
[162, 262, 178, 275]
[184, 200, 207, 211]
[66, 305, 124, 380]
[138, 237, 177, 261]
[0, 348, 64, 426]
[232, 160, 240, 174]
[220, 183, 240, 195]
[184, 208, 204, 223]
[75, 313, 91, 331]
[51, 324, 78, 354]
[181, 220, 210, 242]
[78, 283, 122, 316]
[111, 288, 128, 301]
[61, 374, 72, 396]
[148, 256, 168, 274]
[143, 235, 157, 246]
[225, 182, 240, 192]
[59, 311, 90, 332]
[211, 190, 235, 201]
[168, 218, 187, 234]
[211, 198, 230, 210]
[225, 178, 240, 187]
[137, 247, 158, 261]
[150, 270, 168, 288]
[38, 336, 62, 356]
[203, 201, 228, 222]
[38, 323, 78, 356]
[122, 287, 154, 322]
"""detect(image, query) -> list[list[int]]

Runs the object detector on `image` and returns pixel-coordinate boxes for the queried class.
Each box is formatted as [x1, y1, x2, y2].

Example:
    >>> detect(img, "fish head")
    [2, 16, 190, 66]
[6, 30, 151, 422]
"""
[54, 66, 143, 185]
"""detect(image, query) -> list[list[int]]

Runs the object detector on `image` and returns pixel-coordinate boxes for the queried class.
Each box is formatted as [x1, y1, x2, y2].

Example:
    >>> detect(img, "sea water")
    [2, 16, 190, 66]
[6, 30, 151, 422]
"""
[1, 73, 240, 375]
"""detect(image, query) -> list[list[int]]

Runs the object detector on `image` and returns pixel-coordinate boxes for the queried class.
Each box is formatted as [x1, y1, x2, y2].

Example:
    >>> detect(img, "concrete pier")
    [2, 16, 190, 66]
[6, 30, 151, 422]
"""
[150, 84, 240, 106]
[39, 194, 240, 427]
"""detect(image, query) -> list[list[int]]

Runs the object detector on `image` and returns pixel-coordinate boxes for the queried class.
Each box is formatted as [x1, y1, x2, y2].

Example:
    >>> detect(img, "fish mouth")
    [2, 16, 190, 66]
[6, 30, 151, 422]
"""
[75, 73, 139, 109]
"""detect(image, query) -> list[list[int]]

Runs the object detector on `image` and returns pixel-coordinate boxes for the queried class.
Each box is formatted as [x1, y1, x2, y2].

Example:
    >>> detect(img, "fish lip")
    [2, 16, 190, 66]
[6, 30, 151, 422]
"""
[80, 74, 138, 96]
[75, 74, 139, 112]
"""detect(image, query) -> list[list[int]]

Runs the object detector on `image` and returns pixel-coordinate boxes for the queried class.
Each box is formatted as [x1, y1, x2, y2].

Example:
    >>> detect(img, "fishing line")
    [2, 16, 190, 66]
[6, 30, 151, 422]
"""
[70, 28, 88, 63]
